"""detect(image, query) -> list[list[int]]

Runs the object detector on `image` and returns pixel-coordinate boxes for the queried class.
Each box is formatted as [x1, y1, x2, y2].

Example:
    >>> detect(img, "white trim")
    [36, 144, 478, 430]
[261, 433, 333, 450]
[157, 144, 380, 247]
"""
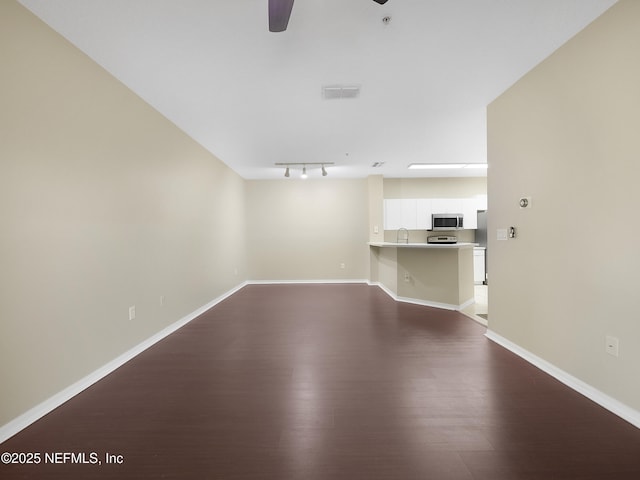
[396, 295, 460, 311]
[485, 330, 640, 429]
[371, 282, 474, 311]
[0, 281, 248, 445]
[369, 281, 394, 299]
[457, 297, 476, 311]
[246, 279, 370, 285]
[459, 310, 488, 327]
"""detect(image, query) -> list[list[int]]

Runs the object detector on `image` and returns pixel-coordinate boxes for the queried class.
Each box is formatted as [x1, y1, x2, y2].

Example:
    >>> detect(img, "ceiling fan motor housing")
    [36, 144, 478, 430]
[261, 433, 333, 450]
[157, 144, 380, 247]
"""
[269, 0, 389, 32]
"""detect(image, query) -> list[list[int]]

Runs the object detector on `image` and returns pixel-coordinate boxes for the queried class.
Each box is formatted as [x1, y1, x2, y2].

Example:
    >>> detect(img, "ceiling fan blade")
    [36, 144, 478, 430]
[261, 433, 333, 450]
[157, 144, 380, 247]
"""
[373, 0, 389, 4]
[269, 0, 295, 32]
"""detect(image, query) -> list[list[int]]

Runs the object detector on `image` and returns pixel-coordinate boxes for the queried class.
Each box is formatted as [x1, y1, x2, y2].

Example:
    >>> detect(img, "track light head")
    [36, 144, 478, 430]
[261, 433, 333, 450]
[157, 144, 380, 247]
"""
[275, 162, 334, 178]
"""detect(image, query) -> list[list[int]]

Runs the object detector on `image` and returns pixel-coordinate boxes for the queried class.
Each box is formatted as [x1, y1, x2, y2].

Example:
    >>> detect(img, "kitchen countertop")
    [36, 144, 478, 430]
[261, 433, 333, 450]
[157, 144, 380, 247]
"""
[368, 242, 476, 249]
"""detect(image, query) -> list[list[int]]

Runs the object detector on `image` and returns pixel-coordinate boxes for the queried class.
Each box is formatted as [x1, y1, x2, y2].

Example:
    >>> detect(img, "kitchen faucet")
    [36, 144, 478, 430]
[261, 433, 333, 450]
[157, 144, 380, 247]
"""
[397, 228, 409, 244]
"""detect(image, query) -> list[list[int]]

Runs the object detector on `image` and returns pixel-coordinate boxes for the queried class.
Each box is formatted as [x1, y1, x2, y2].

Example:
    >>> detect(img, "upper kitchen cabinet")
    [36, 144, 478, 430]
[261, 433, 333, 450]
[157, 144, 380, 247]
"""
[475, 194, 488, 211]
[461, 199, 478, 229]
[384, 199, 418, 230]
[431, 198, 463, 214]
[416, 199, 432, 229]
[384, 197, 480, 230]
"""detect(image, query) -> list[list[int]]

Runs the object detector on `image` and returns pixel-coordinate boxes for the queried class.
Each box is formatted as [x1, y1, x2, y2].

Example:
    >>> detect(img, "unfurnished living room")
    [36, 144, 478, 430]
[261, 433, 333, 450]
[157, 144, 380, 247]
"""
[2, 1, 640, 479]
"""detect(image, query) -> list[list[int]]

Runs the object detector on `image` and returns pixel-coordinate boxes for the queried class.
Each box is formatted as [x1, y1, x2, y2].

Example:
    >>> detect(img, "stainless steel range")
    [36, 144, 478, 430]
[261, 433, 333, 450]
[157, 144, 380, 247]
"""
[427, 235, 457, 244]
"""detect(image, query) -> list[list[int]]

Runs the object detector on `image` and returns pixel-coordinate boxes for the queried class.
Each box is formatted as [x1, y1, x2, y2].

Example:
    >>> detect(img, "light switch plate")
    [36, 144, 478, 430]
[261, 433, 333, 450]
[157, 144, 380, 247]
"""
[497, 228, 508, 241]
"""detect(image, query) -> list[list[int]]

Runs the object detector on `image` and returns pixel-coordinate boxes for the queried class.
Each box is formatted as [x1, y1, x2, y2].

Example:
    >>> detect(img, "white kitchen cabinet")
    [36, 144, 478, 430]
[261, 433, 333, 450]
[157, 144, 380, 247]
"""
[384, 199, 417, 230]
[431, 198, 463, 215]
[384, 199, 402, 230]
[415, 199, 432, 229]
[461, 198, 478, 229]
[385, 197, 481, 230]
[400, 199, 417, 229]
[475, 194, 488, 211]
[474, 247, 486, 284]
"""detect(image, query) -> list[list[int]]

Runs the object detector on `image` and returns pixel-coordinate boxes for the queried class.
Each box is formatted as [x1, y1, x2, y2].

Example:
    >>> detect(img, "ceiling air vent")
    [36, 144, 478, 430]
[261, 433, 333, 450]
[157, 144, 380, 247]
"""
[322, 84, 361, 100]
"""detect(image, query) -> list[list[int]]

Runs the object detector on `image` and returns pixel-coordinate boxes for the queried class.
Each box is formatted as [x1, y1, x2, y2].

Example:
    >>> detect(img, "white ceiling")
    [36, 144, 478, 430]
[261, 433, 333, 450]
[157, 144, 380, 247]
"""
[19, 0, 617, 179]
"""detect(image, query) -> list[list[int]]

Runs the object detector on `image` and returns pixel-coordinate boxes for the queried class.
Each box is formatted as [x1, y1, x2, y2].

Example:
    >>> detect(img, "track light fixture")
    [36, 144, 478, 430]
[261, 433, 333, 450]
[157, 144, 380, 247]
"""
[275, 162, 335, 178]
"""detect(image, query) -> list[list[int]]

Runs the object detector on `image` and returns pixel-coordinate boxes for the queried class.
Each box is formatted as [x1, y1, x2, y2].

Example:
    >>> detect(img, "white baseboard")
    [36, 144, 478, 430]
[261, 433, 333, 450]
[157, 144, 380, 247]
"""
[247, 279, 370, 285]
[459, 310, 488, 327]
[485, 330, 640, 429]
[457, 297, 476, 311]
[0, 281, 248, 445]
[371, 282, 474, 311]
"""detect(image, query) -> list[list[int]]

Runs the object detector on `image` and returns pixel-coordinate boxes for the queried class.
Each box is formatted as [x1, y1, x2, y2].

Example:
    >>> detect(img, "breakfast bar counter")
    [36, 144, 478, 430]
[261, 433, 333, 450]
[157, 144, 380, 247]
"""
[369, 242, 475, 310]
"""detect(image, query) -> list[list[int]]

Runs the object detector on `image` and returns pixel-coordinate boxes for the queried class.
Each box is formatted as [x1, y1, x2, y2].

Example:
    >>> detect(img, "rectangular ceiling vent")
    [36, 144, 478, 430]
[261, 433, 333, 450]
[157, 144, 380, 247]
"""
[322, 84, 361, 100]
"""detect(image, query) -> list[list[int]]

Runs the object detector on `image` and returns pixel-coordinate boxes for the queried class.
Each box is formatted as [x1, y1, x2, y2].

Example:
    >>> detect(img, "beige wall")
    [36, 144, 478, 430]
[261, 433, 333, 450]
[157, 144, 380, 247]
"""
[368, 175, 384, 243]
[368, 175, 385, 282]
[488, 0, 640, 410]
[371, 247, 398, 293]
[245, 179, 370, 281]
[8, 0, 637, 437]
[0, 1, 247, 426]
[397, 248, 474, 307]
[384, 177, 487, 199]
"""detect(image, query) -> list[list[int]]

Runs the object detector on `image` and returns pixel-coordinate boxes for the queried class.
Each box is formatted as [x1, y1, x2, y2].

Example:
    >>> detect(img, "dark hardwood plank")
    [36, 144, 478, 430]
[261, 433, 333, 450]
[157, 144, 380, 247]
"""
[2, 284, 640, 479]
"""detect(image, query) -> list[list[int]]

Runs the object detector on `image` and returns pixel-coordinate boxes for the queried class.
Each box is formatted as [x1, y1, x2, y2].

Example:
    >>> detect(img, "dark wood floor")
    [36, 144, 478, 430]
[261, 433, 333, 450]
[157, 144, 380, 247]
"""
[2, 284, 640, 479]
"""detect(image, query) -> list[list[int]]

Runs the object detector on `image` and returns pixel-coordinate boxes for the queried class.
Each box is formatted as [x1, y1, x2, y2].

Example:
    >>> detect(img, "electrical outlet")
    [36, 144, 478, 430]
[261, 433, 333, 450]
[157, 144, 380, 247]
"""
[605, 336, 619, 357]
[340, 263, 345, 269]
[404, 272, 410, 283]
[128, 305, 136, 321]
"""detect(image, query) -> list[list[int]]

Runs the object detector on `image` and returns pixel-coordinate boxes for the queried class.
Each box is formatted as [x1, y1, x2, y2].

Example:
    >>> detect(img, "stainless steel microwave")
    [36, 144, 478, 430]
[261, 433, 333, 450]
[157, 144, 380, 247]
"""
[431, 213, 464, 230]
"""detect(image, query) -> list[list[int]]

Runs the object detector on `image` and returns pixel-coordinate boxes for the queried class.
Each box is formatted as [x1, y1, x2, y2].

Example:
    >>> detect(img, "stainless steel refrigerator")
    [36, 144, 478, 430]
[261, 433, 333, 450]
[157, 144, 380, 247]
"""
[476, 211, 487, 284]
